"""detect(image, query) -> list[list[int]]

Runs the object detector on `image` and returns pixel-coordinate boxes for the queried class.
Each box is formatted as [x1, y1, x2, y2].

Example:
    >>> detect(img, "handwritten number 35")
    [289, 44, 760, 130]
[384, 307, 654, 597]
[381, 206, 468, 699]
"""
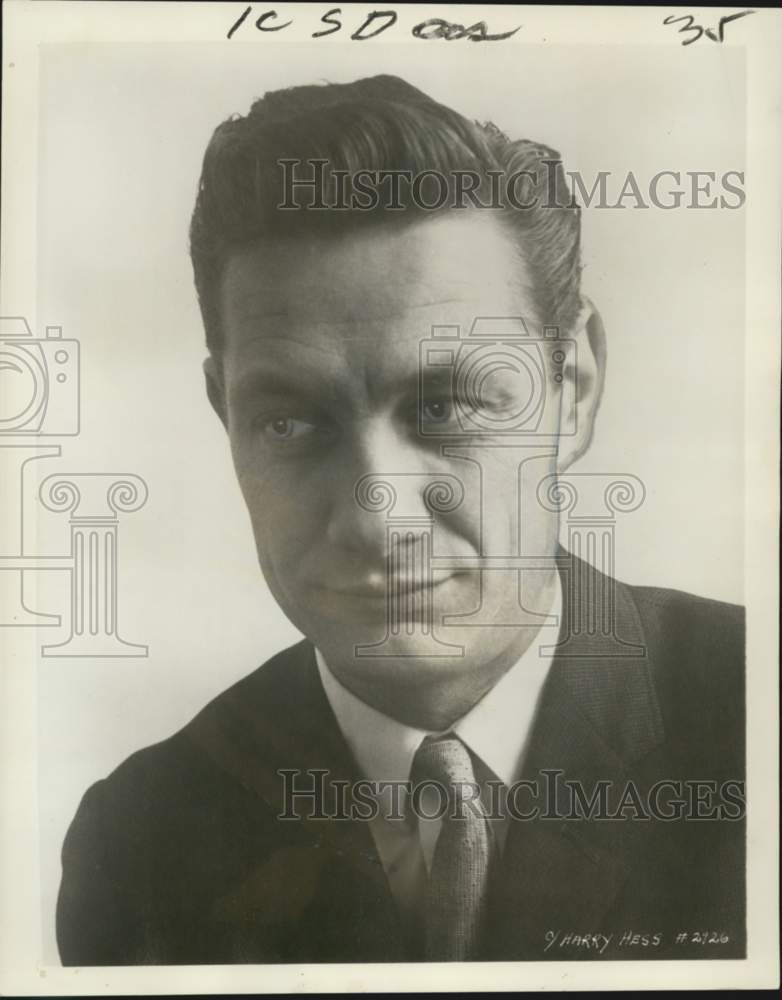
[663, 11, 754, 46]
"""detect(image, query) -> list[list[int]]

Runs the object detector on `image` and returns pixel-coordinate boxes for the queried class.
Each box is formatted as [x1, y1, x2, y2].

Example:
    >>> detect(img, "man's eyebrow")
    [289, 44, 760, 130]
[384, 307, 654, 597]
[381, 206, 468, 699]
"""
[229, 369, 315, 402]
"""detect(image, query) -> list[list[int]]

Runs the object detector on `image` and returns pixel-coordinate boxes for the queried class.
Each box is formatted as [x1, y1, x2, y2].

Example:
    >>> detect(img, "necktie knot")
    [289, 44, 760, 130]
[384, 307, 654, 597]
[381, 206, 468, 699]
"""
[410, 733, 477, 804]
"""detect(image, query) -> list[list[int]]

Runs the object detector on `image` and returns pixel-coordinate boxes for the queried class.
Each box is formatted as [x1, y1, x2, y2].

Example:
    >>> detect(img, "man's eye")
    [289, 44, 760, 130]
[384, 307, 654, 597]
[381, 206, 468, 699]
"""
[262, 416, 317, 440]
[421, 399, 453, 424]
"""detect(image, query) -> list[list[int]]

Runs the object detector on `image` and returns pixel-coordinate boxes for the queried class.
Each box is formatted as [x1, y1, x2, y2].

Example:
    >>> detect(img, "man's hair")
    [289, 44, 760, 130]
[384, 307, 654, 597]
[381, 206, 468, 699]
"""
[189, 75, 582, 357]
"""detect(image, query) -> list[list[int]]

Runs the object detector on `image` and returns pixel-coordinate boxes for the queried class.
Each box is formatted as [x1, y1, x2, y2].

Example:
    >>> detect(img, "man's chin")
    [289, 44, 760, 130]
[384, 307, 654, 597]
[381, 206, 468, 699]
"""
[315, 635, 473, 691]
[293, 586, 462, 661]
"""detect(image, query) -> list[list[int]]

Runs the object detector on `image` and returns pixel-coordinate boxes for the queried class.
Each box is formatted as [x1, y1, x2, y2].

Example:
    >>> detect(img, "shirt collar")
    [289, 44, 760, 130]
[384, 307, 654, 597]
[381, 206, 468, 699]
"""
[315, 573, 562, 788]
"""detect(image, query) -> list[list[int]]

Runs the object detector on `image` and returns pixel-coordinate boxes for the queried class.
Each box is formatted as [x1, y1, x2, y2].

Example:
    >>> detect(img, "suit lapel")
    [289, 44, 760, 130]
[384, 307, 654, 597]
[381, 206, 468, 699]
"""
[186, 640, 406, 960]
[485, 554, 666, 960]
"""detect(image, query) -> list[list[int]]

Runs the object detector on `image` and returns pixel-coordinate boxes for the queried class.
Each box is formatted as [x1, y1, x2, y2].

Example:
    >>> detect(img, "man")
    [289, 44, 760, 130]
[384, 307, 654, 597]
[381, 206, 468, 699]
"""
[57, 75, 745, 964]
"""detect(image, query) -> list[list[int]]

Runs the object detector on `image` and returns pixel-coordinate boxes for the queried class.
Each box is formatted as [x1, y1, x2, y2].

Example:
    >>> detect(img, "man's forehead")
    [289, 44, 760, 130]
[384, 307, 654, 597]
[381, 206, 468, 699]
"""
[219, 213, 535, 340]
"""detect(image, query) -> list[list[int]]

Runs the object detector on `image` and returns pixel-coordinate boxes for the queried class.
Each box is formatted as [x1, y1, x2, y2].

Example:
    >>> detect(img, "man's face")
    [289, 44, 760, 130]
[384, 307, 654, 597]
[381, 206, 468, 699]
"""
[214, 214, 568, 706]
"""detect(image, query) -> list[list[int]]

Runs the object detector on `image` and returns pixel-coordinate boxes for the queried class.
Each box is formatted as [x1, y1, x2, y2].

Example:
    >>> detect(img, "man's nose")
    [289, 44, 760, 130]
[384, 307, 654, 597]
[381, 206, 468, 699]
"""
[324, 420, 435, 557]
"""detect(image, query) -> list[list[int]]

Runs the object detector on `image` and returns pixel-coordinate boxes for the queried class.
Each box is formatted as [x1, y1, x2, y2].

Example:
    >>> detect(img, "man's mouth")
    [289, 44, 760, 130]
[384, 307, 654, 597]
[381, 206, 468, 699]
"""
[324, 574, 457, 600]
[309, 568, 468, 611]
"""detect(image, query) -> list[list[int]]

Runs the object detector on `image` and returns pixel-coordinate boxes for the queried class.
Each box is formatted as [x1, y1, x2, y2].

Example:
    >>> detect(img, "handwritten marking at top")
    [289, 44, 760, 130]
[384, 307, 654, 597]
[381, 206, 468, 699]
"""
[663, 10, 755, 47]
[226, 7, 521, 43]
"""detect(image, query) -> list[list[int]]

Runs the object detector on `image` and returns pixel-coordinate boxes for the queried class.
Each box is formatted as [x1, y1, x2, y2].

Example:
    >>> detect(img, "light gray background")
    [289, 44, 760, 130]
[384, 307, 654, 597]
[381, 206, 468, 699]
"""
[34, 41, 744, 963]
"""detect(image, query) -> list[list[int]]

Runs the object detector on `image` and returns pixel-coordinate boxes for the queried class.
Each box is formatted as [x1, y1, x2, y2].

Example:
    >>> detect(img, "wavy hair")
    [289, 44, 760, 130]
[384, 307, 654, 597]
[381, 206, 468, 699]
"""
[189, 75, 582, 355]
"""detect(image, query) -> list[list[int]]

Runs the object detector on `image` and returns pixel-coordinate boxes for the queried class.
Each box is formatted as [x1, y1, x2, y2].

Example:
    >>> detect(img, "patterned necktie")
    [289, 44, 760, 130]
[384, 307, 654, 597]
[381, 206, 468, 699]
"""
[410, 733, 496, 961]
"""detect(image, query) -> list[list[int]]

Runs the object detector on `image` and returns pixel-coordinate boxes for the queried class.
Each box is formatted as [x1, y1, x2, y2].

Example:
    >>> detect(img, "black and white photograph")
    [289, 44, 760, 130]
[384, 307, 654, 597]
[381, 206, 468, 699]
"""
[0, 1, 779, 993]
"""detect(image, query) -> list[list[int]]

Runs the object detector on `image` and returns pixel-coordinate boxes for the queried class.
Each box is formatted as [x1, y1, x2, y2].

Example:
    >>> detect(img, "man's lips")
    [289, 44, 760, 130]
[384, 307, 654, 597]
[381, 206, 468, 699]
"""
[312, 573, 461, 601]
[301, 572, 475, 626]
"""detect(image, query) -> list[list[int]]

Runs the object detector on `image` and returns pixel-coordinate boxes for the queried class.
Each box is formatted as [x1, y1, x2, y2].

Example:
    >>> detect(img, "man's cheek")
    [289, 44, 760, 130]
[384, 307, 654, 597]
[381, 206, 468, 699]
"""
[243, 482, 319, 557]
[235, 475, 285, 544]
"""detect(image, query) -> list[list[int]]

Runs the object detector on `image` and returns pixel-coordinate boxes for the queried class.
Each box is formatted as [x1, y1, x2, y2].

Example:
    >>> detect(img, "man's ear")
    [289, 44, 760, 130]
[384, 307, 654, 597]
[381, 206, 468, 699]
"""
[555, 296, 607, 472]
[203, 355, 228, 430]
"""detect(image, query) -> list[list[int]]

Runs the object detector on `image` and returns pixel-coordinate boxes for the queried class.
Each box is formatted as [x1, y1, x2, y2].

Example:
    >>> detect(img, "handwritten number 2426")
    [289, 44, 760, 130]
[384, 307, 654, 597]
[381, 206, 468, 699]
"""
[663, 10, 754, 46]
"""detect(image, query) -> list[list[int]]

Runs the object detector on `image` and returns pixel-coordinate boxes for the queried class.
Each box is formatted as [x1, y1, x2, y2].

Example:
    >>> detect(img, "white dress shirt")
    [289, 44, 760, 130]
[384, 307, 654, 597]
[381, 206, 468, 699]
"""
[314, 574, 562, 921]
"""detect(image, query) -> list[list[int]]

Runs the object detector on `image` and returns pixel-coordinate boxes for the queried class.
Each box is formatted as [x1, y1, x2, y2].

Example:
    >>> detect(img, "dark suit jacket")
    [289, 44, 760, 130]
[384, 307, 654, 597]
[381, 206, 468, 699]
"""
[57, 557, 745, 964]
